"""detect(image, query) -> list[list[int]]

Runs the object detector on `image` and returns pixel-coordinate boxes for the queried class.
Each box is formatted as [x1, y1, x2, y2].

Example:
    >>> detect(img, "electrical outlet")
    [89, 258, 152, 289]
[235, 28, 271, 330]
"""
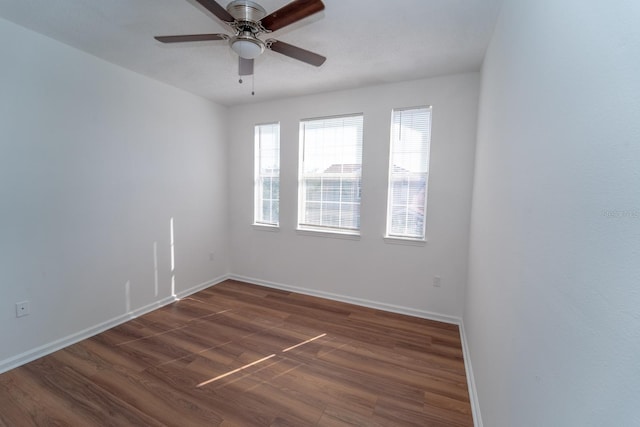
[209, 252, 215, 261]
[16, 301, 30, 318]
[433, 276, 442, 288]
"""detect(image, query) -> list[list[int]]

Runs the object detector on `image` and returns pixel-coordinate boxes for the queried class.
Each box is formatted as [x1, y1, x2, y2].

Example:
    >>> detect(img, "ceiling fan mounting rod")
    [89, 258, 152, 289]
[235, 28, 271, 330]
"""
[226, 1, 265, 23]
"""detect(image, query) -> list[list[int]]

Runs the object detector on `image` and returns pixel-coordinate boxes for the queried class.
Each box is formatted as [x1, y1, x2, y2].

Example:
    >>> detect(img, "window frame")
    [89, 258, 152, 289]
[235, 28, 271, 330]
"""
[385, 106, 432, 242]
[297, 113, 364, 236]
[254, 122, 280, 228]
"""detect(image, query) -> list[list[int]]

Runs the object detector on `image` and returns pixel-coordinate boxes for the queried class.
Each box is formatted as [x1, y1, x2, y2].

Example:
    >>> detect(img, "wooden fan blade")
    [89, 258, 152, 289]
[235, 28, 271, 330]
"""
[154, 34, 229, 43]
[195, 0, 235, 23]
[239, 57, 254, 76]
[261, 0, 325, 32]
[267, 39, 326, 66]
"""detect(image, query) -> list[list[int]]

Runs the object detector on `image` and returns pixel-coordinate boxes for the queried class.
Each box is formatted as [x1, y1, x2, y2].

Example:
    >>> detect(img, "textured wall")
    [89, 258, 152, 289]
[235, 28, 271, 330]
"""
[0, 17, 230, 369]
[465, 0, 640, 425]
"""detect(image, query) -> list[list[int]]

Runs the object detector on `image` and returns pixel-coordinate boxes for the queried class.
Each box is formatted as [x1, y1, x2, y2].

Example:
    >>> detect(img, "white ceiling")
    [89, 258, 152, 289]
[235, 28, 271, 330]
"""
[0, 0, 502, 106]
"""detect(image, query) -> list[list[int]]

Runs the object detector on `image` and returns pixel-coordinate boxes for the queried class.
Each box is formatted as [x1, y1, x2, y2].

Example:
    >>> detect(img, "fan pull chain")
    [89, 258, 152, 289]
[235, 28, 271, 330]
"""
[237, 70, 255, 96]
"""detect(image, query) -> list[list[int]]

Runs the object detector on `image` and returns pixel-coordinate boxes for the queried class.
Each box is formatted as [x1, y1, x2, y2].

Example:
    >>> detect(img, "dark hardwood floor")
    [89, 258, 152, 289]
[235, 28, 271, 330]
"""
[0, 280, 473, 426]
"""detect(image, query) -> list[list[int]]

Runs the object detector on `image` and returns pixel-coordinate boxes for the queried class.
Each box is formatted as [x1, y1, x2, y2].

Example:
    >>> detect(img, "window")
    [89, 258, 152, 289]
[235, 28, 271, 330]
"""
[254, 123, 280, 226]
[299, 114, 364, 234]
[386, 107, 432, 240]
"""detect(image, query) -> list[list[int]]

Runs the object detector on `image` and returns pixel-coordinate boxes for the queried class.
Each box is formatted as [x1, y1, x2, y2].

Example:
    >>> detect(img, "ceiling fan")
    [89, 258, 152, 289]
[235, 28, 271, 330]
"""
[154, 0, 326, 79]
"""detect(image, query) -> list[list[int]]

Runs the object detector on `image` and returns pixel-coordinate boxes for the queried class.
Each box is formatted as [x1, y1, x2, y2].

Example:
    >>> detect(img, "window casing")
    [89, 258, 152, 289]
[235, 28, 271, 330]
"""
[254, 123, 280, 226]
[298, 114, 364, 234]
[386, 107, 432, 240]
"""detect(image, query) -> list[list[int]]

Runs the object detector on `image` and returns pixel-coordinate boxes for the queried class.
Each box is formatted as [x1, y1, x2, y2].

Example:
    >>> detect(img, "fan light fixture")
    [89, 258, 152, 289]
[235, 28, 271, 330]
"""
[230, 34, 265, 59]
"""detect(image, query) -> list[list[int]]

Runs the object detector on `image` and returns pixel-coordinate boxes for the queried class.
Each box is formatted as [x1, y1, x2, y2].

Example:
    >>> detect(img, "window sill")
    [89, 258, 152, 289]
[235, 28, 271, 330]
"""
[252, 223, 280, 232]
[296, 228, 361, 241]
[383, 236, 427, 246]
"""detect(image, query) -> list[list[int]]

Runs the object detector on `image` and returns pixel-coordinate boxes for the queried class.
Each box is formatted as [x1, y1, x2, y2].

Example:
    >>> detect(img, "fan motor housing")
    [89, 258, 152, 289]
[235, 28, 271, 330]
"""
[226, 0, 266, 22]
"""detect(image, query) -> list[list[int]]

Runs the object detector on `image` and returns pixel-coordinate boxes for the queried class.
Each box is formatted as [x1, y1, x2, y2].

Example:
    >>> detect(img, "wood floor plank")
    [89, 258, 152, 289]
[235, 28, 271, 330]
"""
[0, 370, 96, 427]
[53, 343, 225, 426]
[271, 358, 378, 417]
[0, 279, 473, 426]
[317, 403, 386, 427]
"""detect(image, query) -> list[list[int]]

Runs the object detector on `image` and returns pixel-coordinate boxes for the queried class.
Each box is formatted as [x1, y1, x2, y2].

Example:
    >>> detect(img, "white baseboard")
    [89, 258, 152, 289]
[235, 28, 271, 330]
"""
[175, 274, 230, 299]
[459, 320, 483, 427]
[227, 274, 461, 325]
[0, 274, 229, 375]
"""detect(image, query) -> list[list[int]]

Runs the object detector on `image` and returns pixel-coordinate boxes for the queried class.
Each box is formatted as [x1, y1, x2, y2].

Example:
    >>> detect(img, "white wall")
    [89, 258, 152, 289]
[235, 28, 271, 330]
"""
[465, 0, 640, 425]
[0, 17, 229, 371]
[228, 74, 479, 319]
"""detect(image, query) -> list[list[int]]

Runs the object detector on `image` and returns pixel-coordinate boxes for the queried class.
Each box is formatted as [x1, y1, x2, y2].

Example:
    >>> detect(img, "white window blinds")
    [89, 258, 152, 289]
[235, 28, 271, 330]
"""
[386, 107, 432, 239]
[299, 114, 364, 233]
[254, 123, 280, 226]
